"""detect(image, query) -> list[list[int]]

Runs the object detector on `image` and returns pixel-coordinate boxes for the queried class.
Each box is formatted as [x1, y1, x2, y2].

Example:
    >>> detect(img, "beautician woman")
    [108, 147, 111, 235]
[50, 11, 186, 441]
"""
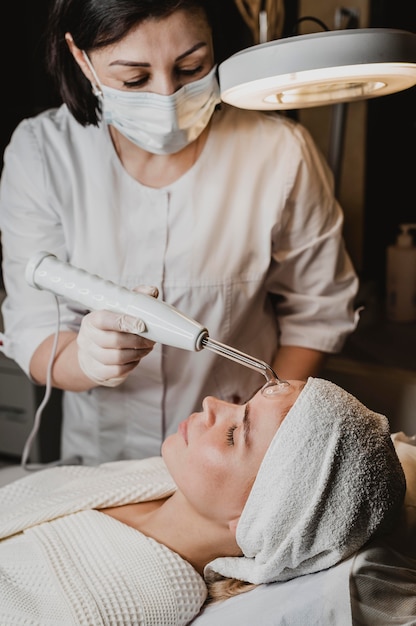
[0, 0, 359, 465]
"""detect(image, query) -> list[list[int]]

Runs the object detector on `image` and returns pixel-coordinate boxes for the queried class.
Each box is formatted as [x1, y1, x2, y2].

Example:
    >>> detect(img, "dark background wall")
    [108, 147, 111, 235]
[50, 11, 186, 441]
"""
[1, 2, 60, 162]
[364, 1, 416, 293]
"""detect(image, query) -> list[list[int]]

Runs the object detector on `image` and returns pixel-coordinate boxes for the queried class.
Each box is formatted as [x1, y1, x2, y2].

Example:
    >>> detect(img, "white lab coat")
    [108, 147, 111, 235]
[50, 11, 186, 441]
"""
[0, 103, 358, 464]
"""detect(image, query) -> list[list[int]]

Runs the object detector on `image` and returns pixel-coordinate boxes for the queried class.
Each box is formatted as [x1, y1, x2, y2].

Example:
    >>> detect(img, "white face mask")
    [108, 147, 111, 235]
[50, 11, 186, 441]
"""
[83, 52, 221, 155]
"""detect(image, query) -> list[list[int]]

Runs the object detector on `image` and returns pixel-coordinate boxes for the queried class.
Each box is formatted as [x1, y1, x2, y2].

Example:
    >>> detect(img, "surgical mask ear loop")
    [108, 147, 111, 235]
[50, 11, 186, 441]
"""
[82, 50, 103, 97]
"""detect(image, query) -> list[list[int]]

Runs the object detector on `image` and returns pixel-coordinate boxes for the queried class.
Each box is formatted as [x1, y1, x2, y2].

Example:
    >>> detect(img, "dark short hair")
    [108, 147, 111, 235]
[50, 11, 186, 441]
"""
[45, 0, 217, 126]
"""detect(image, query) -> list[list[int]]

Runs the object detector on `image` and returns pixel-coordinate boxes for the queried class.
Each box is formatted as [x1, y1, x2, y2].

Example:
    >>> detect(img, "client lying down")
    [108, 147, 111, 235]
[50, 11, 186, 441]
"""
[0, 378, 406, 625]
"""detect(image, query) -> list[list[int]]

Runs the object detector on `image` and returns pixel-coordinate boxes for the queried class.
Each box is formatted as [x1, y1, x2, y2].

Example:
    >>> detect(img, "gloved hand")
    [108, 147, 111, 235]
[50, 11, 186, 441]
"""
[77, 285, 159, 387]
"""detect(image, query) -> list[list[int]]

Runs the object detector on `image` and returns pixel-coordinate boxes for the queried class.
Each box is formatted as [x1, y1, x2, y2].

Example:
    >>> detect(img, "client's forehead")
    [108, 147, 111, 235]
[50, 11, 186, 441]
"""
[246, 380, 306, 437]
[244, 379, 305, 403]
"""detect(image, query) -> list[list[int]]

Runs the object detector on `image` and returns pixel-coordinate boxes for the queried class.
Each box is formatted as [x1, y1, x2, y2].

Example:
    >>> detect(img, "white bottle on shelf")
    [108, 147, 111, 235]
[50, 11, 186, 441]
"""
[386, 223, 416, 322]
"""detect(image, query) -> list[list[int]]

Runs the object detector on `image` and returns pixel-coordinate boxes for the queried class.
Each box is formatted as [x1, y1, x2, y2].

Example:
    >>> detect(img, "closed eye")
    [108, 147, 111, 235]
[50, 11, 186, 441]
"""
[226, 425, 237, 446]
[123, 76, 149, 88]
[176, 65, 204, 77]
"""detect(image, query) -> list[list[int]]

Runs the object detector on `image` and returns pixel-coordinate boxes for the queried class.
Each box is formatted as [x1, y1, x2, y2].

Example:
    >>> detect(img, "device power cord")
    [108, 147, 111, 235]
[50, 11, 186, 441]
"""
[20, 295, 82, 471]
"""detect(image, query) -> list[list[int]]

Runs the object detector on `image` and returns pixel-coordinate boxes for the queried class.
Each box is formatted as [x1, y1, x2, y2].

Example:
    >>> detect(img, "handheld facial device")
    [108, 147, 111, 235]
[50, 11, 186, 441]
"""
[25, 252, 281, 385]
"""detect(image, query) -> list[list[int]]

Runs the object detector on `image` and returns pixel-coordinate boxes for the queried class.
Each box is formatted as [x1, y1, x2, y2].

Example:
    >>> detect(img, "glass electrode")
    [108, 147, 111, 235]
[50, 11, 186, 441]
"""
[201, 336, 289, 395]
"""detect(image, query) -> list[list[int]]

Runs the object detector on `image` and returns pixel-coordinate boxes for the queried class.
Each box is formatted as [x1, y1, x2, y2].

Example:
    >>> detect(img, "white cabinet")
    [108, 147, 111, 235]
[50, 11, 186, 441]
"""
[0, 288, 61, 462]
[0, 354, 40, 461]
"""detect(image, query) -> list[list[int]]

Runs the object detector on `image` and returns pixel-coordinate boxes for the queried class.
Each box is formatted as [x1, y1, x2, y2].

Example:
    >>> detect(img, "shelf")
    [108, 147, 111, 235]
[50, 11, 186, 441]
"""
[342, 315, 416, 372]
[322, 310, 416, 435]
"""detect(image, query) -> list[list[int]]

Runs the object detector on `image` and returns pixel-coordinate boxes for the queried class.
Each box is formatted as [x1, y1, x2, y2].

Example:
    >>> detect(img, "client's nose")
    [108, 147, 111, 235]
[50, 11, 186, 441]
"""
[202, 395, 237, 426]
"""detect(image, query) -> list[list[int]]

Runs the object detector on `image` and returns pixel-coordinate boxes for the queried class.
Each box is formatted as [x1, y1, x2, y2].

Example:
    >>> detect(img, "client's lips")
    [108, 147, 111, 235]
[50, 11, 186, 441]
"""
[178, 419, 188, 444]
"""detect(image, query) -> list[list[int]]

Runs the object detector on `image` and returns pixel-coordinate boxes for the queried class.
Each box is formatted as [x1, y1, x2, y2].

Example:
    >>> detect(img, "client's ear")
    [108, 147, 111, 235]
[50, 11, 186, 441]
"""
[228, 517, 240, 536]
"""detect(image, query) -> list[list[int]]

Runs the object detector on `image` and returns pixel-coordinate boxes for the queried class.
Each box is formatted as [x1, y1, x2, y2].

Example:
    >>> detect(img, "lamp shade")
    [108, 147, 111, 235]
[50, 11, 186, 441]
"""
[218, 28, 416, 110]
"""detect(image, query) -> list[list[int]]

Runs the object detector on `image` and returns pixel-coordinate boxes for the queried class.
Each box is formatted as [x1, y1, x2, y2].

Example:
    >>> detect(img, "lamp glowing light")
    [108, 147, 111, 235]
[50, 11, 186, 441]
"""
[219, 29, 416, 110]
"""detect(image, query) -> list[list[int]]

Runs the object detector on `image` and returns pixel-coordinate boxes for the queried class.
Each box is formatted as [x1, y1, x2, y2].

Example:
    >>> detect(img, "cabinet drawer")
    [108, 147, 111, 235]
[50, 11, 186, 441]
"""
[0, 361, 38, 459]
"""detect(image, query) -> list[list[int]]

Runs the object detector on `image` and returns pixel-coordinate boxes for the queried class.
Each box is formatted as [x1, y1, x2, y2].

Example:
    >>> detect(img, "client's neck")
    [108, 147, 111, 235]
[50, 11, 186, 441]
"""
[139, 491, 242, 575]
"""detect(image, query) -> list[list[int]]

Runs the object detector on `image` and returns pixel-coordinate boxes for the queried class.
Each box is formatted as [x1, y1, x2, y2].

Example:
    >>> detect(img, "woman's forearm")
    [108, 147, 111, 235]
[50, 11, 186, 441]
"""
[272, 345, 328, 382]
[29, 331, 96, 391]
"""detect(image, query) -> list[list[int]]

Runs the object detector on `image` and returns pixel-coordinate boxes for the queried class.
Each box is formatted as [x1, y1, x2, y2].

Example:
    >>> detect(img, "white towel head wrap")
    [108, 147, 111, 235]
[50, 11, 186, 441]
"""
[205, 377, 406, 584]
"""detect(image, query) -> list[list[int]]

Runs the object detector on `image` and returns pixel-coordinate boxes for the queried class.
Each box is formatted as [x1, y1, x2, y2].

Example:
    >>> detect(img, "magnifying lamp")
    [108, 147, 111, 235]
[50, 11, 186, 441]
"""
[218, 28, 416, 110]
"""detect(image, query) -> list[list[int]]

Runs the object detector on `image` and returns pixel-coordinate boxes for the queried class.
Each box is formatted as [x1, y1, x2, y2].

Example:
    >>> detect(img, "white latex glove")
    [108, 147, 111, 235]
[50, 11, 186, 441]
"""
[77, 285, 158, 387]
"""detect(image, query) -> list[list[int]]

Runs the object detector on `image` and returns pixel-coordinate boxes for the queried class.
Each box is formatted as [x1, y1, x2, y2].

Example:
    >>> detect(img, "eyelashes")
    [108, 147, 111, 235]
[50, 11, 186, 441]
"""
[123, 65, 205, 89]
[226, 425, 237, 446]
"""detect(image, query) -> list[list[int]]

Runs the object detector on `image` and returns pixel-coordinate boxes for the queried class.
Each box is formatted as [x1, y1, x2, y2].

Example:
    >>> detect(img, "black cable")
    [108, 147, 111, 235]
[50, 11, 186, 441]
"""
[290, 16, 330, 36]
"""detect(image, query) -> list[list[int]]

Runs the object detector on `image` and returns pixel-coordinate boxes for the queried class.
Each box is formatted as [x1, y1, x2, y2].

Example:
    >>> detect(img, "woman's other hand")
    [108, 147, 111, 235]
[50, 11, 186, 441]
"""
[77, 285, 158, 387]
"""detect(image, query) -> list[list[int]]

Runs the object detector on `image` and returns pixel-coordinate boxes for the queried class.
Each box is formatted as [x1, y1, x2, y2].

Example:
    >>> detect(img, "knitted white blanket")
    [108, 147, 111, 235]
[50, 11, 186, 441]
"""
[0, 457, 207, 625]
